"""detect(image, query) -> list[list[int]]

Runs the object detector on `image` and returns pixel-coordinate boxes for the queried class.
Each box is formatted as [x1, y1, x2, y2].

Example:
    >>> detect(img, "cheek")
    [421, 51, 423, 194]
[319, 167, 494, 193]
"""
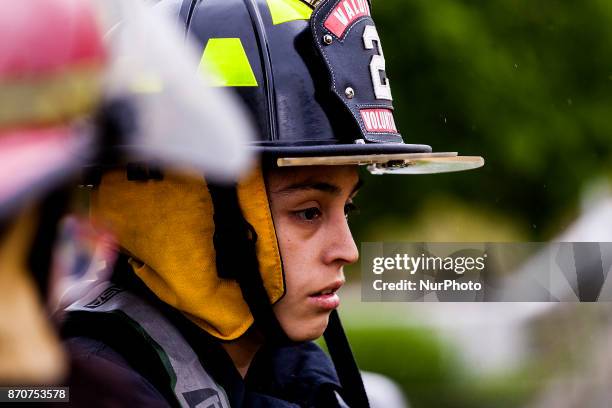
[275, 222, 312, 298]
[272, 219, 330, 341]
[273, 212, 320, 280]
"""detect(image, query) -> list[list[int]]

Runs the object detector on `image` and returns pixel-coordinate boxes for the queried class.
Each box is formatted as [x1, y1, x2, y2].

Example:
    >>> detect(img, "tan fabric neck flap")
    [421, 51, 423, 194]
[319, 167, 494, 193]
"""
[91, 167, 284, 340]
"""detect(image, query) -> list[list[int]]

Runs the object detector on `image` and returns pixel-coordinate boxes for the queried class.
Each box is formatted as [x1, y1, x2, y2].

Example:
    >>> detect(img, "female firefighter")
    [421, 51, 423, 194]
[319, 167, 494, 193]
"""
[62, 0, 483, 406]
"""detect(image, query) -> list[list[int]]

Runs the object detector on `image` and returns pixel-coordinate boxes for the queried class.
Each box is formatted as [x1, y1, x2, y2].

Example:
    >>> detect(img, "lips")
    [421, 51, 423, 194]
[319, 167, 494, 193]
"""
[310, 280, 344, 297]
[308, 280, 344, 311]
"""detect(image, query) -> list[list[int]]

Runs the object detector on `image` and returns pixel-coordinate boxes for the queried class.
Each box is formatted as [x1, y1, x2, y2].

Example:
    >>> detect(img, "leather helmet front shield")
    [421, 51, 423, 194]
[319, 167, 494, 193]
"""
[91, 167, 284, 340]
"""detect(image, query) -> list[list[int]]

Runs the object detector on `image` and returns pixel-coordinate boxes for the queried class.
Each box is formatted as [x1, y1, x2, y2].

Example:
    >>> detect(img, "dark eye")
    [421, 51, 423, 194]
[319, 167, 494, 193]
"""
[295, 207, 322, 221]
[344, 202, 359, 219]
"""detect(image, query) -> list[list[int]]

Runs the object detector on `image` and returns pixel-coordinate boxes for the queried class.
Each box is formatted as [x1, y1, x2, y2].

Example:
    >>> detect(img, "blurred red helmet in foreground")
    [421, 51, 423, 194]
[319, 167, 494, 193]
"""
[0, 0, 107, 218]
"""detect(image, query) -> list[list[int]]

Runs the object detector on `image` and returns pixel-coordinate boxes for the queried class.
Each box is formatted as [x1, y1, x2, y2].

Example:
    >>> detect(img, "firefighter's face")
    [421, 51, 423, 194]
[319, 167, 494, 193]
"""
[266, 166, 360, 342]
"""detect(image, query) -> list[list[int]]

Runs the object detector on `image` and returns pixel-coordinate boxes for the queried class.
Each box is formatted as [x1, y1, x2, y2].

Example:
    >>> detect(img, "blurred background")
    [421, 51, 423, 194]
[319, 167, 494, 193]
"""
[7, 0, 607, 405]
[339, 0, 612, 407]
[353, 0, 612, 242]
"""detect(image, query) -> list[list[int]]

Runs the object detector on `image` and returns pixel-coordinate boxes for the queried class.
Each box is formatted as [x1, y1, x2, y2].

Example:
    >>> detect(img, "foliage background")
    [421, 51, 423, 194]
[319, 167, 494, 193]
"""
[351, 0, 612, 243]
[343, 1, 612, 407]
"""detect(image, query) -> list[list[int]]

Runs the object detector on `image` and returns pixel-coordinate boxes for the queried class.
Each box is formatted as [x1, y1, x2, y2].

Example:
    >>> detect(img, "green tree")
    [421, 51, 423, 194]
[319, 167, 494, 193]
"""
[355, 0, 612, 240]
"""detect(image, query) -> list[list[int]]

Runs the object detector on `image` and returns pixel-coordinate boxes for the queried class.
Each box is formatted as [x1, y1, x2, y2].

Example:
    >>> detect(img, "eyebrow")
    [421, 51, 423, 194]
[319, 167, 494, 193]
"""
[275, 177, 363, 196]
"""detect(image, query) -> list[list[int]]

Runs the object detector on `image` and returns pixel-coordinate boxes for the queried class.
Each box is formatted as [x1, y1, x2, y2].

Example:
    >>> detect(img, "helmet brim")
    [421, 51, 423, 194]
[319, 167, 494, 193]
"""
[256, 142, 432, 157]
[256, 143, 484, 174]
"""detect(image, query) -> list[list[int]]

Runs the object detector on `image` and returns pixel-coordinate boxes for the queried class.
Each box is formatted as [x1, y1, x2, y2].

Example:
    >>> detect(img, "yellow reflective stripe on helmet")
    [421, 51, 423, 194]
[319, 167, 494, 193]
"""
[0, 64, 103, 129]
[199, 38, 258, 87]
[266, 0, 313, 25]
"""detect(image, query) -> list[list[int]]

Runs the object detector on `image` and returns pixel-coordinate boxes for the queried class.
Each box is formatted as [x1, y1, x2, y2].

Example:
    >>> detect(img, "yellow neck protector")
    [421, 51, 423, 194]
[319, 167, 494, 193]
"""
[91, 167, 284, 341]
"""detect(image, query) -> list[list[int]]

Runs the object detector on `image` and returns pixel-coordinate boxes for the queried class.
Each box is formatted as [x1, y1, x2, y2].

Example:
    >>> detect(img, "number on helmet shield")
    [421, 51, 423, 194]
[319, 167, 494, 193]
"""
[362, 25, 393, 101]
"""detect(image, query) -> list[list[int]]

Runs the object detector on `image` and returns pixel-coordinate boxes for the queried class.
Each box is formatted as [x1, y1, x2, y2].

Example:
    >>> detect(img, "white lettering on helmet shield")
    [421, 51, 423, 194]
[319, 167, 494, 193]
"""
[344, 2, 356, 19]
[333, 8, 348, 26]
[362, 25, 393, 101]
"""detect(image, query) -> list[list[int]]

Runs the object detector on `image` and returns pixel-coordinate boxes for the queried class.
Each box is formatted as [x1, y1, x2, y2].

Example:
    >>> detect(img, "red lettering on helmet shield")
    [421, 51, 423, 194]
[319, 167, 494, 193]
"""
[360, 108, 398, 133]
[324, 0, 371, 38]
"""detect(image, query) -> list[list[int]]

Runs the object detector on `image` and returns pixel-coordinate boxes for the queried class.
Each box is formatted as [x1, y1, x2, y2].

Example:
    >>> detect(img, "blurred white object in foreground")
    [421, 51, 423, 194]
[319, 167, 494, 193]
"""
[362, 371, 410, 408]
[93, 0, 256, 180]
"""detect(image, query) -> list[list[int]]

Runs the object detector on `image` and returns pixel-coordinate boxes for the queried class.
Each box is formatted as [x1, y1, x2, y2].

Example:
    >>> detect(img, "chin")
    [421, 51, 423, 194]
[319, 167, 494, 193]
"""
[284, 313, 331, 342]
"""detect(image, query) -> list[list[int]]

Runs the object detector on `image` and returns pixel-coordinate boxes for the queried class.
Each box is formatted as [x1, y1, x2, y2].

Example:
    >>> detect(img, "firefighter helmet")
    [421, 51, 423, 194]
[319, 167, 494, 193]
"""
[176, 0, 483, 173]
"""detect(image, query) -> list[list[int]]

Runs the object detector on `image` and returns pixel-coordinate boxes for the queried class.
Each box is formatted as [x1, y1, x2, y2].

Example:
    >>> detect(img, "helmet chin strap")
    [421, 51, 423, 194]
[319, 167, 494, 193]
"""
[208, 181, 370, 407]
[324, 310, 370, 408]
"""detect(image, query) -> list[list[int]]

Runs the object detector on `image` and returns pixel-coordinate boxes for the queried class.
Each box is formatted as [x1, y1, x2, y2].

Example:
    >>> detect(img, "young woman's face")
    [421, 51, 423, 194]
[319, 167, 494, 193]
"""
[266, 165, 361, 342]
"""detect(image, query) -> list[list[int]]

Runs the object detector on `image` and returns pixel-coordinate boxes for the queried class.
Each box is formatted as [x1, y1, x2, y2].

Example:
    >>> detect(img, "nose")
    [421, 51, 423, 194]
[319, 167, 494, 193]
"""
[322, 214, 359, 267]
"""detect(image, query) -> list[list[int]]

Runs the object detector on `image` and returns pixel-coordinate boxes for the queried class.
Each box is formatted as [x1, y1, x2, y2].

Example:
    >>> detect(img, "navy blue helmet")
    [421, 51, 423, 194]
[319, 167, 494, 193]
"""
[169, 0, 483, 174]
